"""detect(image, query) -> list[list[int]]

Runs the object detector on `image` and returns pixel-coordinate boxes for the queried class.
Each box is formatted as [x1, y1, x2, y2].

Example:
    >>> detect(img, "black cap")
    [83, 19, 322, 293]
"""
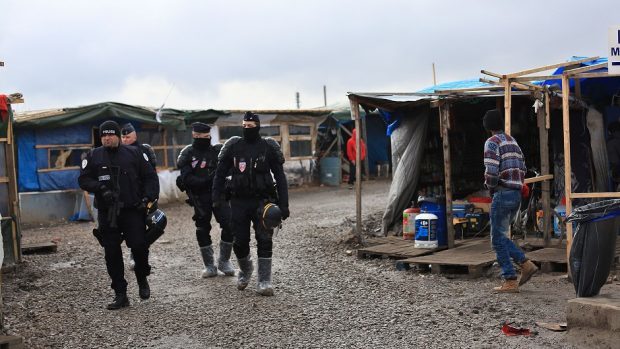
[483, 109, 504, 132]
[191, 122, 211, 133]
[243, 111, 260, 124]
[99, 120, 121, 137]
[121, 123, 136, 135]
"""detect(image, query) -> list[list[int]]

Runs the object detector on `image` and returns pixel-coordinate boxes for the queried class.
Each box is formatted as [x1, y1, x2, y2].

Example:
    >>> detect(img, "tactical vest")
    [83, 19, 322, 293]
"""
[229, 139, 276, 198]
[90, 145, 144, 207]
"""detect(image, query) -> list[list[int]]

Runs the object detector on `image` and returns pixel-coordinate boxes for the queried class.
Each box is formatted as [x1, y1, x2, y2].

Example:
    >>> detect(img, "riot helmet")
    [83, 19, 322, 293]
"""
[261, 202, 282, 230]
[145, 209, 167, 245]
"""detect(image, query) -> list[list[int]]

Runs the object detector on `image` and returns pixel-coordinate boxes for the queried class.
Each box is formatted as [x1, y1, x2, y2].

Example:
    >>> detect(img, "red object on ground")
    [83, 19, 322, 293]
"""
[501, 322, 532, 336]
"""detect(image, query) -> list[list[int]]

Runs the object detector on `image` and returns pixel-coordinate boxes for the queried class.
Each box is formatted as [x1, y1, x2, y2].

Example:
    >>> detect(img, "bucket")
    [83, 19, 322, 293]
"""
[319, 157, 341, 186]
[415, 213, 439, 248]
[403, 207, 420, 240]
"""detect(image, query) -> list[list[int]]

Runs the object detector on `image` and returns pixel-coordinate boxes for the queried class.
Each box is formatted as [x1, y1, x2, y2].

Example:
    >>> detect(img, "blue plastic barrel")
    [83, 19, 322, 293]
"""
[319, 157, 341, 186]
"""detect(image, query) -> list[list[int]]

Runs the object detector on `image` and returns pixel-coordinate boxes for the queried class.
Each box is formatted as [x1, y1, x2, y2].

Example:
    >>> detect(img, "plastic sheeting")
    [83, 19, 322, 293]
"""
[381, 107, 429, 234]
[157, 170, 184, 204]
[16, 129, 39, 191]
[567, 199, 620, 297]
[586, 107, 610, 192]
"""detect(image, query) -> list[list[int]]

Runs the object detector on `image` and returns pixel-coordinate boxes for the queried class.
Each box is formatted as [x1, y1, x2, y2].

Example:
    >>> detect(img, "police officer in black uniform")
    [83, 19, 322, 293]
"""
[121, 122, 157, 168]
[121, 122, 158, 269]
[212, 112, 290, 296]
[176, 122, 235, 278]
[78, 120, 159, 310]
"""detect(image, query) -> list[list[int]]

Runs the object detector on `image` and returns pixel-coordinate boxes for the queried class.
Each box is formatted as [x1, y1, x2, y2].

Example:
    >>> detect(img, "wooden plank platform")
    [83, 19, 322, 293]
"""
[0, 335, 24, 349]
[21, 241, 57, 255]
[400, 238, 495, 277]
[526, 247, 567, 273]
[357, 239, 444, 259]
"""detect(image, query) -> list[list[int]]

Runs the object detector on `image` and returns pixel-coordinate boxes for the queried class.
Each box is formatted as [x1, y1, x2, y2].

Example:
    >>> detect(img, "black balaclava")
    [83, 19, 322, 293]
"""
[242, 111, 261, 143]
[191, 122, 212, 150]
[99, 120, 121, 151]
[483, 109, 504, 132]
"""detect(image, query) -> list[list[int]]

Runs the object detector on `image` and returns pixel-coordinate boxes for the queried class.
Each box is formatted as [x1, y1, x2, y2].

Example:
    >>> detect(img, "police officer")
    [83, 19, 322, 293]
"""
[212, 112, 290, 296]
[176, 122, 235, 278]
[121, 122, 157, 168]
[121, 122, 158, 269]
[78, 120, 159, 310]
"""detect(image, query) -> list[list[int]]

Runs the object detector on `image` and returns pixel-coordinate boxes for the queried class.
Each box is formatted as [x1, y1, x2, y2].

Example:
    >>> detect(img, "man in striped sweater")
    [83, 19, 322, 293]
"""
[483, 109, 538, 293]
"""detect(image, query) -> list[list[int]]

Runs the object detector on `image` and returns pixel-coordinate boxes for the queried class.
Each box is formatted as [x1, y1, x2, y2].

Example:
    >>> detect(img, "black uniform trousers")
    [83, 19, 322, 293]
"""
[193, 193, 234, 247]
[98, 208, 150, 294]
[230, 197, 273, 259]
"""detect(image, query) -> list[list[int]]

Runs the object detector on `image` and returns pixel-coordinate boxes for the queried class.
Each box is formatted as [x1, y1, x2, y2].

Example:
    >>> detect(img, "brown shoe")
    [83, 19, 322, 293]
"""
[493, 279, 519, 293]
[519, 260, 538, 286]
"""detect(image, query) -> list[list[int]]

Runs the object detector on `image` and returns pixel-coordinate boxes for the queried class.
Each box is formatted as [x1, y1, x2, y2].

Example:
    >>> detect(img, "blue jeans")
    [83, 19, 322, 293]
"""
[490, 189, 526, 279]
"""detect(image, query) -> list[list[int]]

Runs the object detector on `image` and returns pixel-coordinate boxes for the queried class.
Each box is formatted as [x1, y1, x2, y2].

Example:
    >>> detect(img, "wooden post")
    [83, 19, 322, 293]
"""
[561, 73, 573, 271]
[537, 94, 552, 247]
[349, 98, 364, 244]
[504, 79, 512, 135]
[6, 114, 21, 262]
[439, 101, 455, 249]
[337, 123, 343, 184]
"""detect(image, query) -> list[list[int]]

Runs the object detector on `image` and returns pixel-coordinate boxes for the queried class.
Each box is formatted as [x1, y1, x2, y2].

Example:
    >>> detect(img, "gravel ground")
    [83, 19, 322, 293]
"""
[1, 180, 596, 348]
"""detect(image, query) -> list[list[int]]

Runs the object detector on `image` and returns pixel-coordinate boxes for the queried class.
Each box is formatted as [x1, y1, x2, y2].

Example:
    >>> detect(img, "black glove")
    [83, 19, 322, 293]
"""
[100, 189, 115, 205]
[136, 197, 150, 212]
[280, 206, 290, 221]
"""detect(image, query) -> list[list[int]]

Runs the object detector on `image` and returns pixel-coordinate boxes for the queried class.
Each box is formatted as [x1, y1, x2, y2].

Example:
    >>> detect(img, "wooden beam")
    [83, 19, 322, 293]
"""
[571, 72, 620, 79]
[479, 78, 500, 85]
[349, 98, 364, 243]
[506, 56, 599, 78]
[570, 192, 620, 199]
[439, 101, 455, 249]
[537, 102, 552, 247]
[561, 73, 573, 275]
[35, 143, 92, 149]
[512, 75, 562, 82]
[545, 89, 551, 129]
[481, 70, 504, 79]
[564, 62, 607, 75]
[512, 80, 542, 91]
[523, 174, 554, 184]
[504, 79, 512, 135]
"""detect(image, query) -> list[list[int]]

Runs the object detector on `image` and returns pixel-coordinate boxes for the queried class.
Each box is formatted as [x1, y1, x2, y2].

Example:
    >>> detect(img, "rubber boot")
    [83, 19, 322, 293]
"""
[128, 252, 135, 271]
[107, 292, 129, 310]
[200, 245, 218, 278]
[237, 256, 253, 290]
[257, 258, 274, 296]
[217, 242, 236, 276]
[137, 276, 150, 300]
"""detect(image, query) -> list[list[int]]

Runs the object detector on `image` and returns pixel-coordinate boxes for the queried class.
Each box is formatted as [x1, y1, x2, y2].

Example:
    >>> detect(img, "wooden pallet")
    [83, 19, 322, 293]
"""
[526, 247, 567, 273]
[357, 240, 445, 259]
[0, 335, 24, 349]
[21, 242, 57, 255]
[400, 239, 495, 278]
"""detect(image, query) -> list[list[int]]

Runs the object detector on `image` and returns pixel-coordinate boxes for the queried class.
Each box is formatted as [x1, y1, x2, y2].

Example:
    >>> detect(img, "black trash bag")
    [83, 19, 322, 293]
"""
[566, 199, 620, 297]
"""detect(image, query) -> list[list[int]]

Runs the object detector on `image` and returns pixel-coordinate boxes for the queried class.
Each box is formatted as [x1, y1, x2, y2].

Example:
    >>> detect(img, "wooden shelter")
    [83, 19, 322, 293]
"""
[348, 56, 620, 264]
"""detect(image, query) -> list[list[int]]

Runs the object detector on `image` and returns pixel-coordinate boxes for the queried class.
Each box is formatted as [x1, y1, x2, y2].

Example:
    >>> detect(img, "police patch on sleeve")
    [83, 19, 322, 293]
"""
[143, 153, 149, 162]
[81, 159, 88, 169]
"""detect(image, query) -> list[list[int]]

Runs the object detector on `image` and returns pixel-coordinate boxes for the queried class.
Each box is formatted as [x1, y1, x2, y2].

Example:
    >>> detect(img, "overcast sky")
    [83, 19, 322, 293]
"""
[1, 0, 619, 112]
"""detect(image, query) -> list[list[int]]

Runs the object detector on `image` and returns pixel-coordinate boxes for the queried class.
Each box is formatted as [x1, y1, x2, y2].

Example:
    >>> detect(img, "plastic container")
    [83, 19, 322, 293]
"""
[553, 205, 566, 237]
[403, 207, 420, 240]
[319, 157, 341, 186]
[415, 213, 439, 248]
[419, 201, 447, 246]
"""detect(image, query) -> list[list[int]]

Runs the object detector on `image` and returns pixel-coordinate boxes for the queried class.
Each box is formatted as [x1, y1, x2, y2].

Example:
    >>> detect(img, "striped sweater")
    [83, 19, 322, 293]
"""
[483, 132, 526, 191]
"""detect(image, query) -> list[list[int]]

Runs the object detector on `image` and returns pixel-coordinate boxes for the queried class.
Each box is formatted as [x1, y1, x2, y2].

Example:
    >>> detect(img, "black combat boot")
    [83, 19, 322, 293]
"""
[137, 277, 150, 300]
[107, 292, 129, 310]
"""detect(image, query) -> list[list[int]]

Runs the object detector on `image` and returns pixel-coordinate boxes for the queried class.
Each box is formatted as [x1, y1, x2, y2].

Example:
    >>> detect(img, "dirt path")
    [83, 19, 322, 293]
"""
[2, 180, 593, 348]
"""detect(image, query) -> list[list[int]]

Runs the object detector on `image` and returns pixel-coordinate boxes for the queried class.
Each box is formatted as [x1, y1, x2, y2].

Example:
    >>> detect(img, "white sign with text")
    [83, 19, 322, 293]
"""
[610, 26, 620, 74]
